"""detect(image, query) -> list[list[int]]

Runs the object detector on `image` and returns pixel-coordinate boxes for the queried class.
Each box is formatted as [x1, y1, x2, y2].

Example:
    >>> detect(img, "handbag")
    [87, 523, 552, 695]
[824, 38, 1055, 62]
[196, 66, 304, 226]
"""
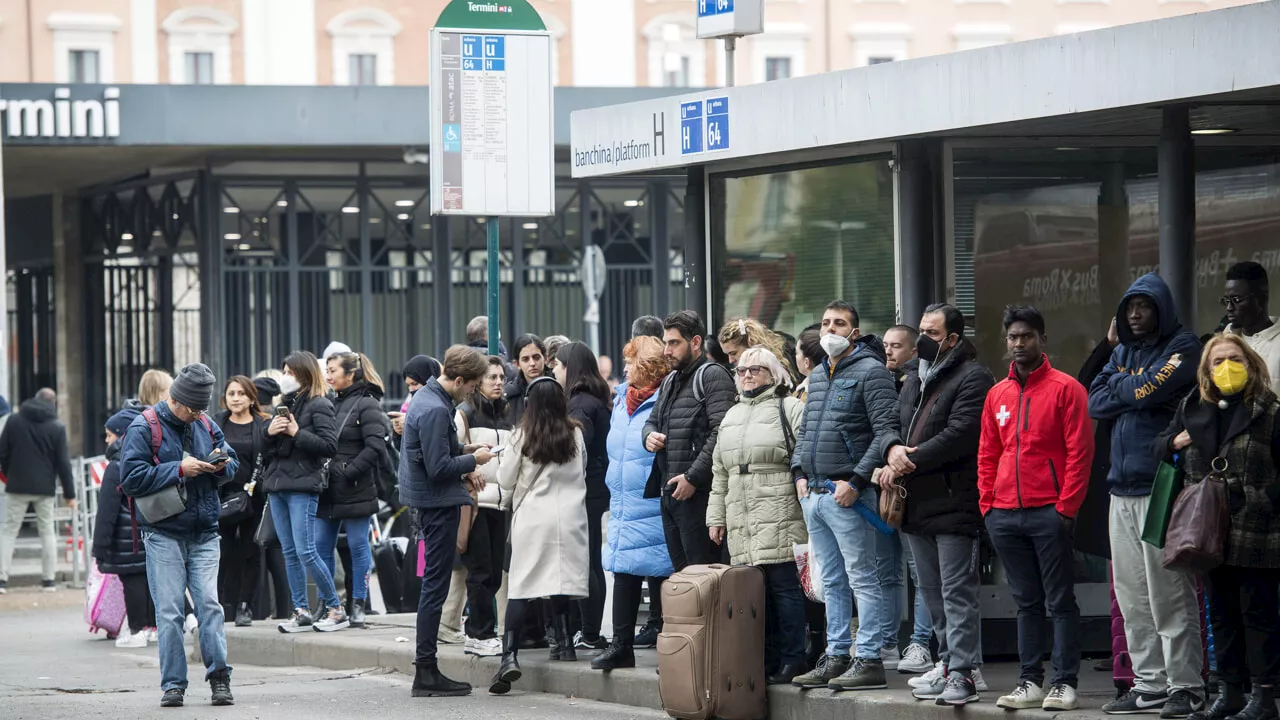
[254, 496, 277, 546]
[133, 408, 196, 524]
[1162, 470, 1229, 573]
[219, 491, 253, 525]
[1142, 459, 1183, 548]
[456, 411, 481, 554]
[879, 481, 908, 531]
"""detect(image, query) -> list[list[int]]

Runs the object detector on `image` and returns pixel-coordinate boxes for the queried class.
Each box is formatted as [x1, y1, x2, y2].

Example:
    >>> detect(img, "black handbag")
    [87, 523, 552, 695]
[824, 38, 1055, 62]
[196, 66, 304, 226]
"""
[219, 491, 253, 525]
[254, 497, 276, 546]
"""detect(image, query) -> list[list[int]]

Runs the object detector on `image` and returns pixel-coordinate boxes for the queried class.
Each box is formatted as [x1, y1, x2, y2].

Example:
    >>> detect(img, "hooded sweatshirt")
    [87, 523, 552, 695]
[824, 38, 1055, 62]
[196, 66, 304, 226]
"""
[1088, 273, 1202, 496]
[0, 398, 75, 498]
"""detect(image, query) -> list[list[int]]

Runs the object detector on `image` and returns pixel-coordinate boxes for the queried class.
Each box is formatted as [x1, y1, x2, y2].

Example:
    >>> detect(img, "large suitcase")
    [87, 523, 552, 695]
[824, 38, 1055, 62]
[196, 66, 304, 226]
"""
[657, 564, 766, 720]
[373, 536, 407, 613]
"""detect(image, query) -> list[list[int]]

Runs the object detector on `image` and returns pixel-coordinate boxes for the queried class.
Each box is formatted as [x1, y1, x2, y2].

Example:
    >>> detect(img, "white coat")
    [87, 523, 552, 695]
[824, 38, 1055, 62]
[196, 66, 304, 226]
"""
[498, 427, 590, 600]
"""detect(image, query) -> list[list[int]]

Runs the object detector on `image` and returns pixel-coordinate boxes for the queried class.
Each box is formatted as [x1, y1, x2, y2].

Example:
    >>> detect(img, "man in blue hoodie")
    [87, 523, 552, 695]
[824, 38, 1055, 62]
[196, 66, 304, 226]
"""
[1088, 274, 1204, 719]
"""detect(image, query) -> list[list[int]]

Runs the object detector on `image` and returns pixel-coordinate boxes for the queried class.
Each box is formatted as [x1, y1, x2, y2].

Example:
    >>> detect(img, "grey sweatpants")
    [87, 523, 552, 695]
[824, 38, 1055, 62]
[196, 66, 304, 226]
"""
[905, 532, 982, 674]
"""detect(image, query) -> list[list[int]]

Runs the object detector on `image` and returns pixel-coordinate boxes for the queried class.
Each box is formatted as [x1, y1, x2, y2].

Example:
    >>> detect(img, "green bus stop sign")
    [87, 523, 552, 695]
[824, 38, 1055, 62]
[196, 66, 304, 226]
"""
[434, 0, 546, 31]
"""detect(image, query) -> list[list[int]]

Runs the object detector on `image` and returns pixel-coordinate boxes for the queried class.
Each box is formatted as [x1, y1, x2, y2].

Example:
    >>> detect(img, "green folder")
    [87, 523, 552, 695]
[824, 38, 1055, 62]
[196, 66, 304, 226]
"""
[1142, 460, 1182, 549]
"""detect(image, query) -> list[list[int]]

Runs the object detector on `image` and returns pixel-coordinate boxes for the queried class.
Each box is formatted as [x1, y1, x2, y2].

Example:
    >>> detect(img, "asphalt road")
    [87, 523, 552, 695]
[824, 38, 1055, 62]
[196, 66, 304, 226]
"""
[0, 588, 664, 720]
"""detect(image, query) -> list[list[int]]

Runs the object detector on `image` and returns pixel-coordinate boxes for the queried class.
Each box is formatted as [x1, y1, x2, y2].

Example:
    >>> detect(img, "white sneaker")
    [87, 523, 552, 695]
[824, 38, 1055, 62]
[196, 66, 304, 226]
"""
[115, 629, 148, 648]
[465, 636, 502, 657]
[898, 643, 934, 674]
[973, 667, 988, 692]
[909, 661, 946, 689]
[880, 646, 901, 671]
[1043, 684, 1079, 712]
[184, 614, 199, 634]
[145, 628, 158, 643]
[438, 628, 466, 645]
[997, 680, 1047, 710]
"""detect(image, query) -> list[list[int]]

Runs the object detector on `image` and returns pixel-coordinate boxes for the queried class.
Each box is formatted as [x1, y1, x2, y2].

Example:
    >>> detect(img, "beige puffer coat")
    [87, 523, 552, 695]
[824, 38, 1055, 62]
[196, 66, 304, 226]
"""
[707, 389, 807, 566]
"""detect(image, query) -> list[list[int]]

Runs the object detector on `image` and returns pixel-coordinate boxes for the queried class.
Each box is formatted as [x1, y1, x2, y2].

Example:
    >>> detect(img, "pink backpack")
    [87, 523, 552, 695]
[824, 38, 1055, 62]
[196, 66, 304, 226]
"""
[84, 563, 126, 638]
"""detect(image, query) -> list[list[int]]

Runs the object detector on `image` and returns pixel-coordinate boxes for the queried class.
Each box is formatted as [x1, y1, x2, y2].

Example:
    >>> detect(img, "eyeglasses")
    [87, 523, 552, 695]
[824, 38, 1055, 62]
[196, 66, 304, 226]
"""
[735, 365, 767, 378]
[1220, 294, 1255, 308]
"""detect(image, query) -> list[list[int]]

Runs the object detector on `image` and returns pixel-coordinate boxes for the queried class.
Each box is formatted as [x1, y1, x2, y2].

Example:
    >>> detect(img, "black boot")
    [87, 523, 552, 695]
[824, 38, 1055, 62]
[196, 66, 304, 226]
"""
[592, 637, 636, 671]
[768, 663, 807, 686]
[490, 631, 523, 694]
[551, 612, 577, 661]
[235, 603, 253, 628]
[350, 599, 366, 629]
[411, 663, 471, 698]
[209, 670, 234, 707]
[1192, 683, 1246, 720]
[1227, 687, 1277, 720]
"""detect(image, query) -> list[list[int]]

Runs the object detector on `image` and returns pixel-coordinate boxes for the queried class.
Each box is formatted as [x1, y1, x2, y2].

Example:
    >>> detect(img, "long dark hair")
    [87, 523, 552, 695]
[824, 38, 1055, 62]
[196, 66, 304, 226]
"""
[220, 375, 269, 419]
[519, 377, 580, 465]
[558, 342, 610, 405]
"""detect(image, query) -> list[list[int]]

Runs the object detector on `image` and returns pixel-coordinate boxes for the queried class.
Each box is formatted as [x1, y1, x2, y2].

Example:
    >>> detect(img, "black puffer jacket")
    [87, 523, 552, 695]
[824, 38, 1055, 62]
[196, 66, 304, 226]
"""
[0, 398, 74, 498]
[318, 381, 388, 519]
[262, 391, 338, 495]
[91, 441, 147, 576]
[888, 338, 994, 537]
[569, 389, 612, 502]
[643, 356, 737, 497]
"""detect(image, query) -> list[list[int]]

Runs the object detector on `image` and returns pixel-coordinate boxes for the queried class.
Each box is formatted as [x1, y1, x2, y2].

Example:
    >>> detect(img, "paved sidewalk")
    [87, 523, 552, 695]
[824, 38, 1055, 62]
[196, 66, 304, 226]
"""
[225, 613, 1124, 720]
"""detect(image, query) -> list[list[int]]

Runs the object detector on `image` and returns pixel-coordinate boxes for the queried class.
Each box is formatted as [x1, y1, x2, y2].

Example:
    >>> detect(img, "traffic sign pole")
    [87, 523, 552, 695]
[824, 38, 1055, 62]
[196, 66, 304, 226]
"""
[486, 218, 500, 357]
[725, 37, 736, 87]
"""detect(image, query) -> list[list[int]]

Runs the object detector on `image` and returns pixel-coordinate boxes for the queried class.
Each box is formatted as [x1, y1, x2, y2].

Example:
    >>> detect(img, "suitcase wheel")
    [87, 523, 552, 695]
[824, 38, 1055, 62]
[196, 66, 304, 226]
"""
[749, 677, 756, 692]
[726, 602, 733, 618]
[750, 604, 758, 619]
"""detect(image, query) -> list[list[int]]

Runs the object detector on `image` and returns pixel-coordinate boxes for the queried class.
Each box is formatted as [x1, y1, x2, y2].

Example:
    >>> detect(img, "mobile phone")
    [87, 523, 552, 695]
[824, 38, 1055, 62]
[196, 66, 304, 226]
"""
[490, 446, 507, 454]
[205, 449, 229, 465]
[275, 405, 290, 417]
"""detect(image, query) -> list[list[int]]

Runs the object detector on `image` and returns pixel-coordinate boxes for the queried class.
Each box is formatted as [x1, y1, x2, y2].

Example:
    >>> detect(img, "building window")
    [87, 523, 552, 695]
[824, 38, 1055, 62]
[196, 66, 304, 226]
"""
[185, 52, 214, 84]
[348, 54, 377, 86]
[69, 50, 100, 83]
[163, 8, 237, 85]
[327, 8, 401, 86]
[645, 15, 706, 88]
[849, 24, 911, 67]
[765, 57, 792, 81]
[48, 12, 121, 83]
[663, 55, 691, 87]
[868, 56, 895, 65]
[953, 24, 1013, 52]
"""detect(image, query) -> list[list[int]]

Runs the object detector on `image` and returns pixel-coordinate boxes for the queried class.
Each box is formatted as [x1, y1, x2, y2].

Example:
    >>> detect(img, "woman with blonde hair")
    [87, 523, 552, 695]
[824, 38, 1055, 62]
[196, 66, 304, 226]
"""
[708, 345, 808, 685]
[1155, 334, 1280, 720]
[138, 369, 174, 406]
[718, 317, 792, 374]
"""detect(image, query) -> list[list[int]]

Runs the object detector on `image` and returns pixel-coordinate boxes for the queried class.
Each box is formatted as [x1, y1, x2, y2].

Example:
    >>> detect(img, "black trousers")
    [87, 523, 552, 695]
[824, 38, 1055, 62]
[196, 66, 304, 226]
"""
[661, 489, 717, 572]
[415, 506, 460, 667]
[1205, 564, 1280, 686]
[645, 578, 665, 628]
[578, 496, 610, 640]
[612, 573, 668, 642]
[505, 595, 570, 642]
[462, 507, 507, 640]
[218, 508, 262, 609]
[762, 562, 807, 668]
[262, 542, 291, 619]
[120, 572, 156, 633]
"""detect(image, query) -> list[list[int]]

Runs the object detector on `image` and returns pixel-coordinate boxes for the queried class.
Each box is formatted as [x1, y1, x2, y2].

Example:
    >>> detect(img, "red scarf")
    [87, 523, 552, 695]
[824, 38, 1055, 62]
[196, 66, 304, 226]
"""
[626, 382, 660, 416]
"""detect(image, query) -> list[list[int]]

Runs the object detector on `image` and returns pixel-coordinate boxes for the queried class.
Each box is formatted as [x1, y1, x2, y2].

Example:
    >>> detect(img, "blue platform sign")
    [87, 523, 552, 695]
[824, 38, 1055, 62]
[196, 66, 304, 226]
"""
[705, 97, 730, 152]
[697, 0, 734, 17]
[680, 101, 704, 155]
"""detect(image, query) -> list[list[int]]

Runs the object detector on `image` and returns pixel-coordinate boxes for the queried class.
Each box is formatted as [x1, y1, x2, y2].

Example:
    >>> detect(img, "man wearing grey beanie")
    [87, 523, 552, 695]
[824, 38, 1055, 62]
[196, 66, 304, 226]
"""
[121, 362, 240, 708]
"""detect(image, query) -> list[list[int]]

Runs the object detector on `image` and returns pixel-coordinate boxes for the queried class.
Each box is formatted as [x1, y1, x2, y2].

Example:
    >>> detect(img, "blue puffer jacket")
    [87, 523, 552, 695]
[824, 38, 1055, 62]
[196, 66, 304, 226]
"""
[603, 386, 673, 578]
[792, 335, 901, 491]
[1088, 273, 1202, 496]
[120, 402, 240, 543]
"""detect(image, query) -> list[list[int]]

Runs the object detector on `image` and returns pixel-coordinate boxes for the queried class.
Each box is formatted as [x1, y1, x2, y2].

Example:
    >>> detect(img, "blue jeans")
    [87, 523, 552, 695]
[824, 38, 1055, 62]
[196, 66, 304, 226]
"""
[144, 531, 230, 691]
[314, 516, 372, 601]
[903, 539, 934, 647]
[800, 489, 887, 659]
[874, 527, 904, 649]
[269, 492, 340, 610]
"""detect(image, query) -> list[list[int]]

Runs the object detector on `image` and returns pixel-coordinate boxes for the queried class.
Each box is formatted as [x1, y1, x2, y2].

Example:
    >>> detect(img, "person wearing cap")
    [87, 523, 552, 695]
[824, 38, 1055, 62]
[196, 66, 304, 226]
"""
[120, 363, 240, 708]
[93, 406, 155, 647]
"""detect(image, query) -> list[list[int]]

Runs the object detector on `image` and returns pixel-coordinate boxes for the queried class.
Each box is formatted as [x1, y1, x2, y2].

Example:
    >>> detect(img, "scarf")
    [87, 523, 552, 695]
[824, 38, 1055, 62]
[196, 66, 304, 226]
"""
[627, 381, 660, 416]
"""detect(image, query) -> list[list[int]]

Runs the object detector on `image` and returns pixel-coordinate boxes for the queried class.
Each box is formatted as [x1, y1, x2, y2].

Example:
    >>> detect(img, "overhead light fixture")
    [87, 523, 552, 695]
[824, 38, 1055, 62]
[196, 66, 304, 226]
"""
[1055, 147, 1080, 151]
[117, 245, 133, 253]
[223, 207, 239, 214]
[342, 206, 360, 213]
[369, 217, 381, 224]
[234, 243, 252, 251]
[225, 233, 242, 241]
[1191, 127, 1238, 135]
[120, 233, 134, 241]
[476, 218, 486, 224]
[623, 200, 640, 207]
[277, 200, 288, 207]
[395, 200, 416, 207]
[397, 213, 411, 220]
[522, 222, 538, 229]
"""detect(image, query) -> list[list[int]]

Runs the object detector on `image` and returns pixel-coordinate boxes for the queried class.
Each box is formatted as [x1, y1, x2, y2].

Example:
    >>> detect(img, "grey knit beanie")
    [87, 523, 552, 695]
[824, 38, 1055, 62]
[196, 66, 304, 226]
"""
[170, 363, 216, 412]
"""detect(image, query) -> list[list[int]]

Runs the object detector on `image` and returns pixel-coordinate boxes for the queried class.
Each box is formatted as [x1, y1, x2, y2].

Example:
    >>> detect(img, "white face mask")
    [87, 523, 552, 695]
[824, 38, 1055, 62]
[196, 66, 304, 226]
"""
[820, 328, 855, 358]
[278, 374, 300, 396]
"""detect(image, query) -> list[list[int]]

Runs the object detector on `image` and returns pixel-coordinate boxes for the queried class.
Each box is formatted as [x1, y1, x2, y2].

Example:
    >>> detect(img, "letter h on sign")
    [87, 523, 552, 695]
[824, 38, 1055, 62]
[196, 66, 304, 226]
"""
[680, 101, 703, 156]
[653, 112, 666, 156]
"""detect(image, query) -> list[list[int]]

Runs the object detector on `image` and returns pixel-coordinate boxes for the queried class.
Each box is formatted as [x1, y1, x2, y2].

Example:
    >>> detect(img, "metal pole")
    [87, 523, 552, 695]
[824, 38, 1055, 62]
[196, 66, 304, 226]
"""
[725, 37, 736, 87]
[485, 217, 500, 356]
[1158, 106, 1197, 330]
[0, 131, 8, 400]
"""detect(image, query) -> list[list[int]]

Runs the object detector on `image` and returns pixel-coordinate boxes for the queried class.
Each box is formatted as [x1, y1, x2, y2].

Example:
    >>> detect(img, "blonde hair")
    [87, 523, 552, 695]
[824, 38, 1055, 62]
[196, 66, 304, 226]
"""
[736, 346, 793, 393]
[718, 318, 792, 375]
[623, 336, 668, 390]
[137, 369, 173, 406]
[1199, 334, 1271, 404]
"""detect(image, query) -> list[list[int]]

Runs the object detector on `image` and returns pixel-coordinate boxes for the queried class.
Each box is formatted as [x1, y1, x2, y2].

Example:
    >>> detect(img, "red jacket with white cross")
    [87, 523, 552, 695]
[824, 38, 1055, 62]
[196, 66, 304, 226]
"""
[977, 355, 1095, 519]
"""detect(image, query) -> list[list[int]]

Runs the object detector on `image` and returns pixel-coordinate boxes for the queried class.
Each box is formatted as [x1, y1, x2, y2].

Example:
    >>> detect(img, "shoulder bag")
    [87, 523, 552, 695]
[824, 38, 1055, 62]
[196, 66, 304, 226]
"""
[455, 411, 480, 554]
[132, 408, 211, 524]
[1163, 460, 1230, 573]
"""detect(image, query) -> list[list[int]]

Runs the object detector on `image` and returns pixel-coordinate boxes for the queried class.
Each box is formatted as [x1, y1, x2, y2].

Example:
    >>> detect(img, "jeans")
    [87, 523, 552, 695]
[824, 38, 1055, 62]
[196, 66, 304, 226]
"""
[462, 507, 507, 640]
[905, 533, 982, 674]
[800, 489, 887, 659]
[314, 516, 372, 601]
[902, 538, 934, 647]
[1205, 565, 1280, 686]
[415, 506, 460, 666]
[985, 506, 1081, 687]
[762, 562, 807, 668]
[269, 492, 340, 610]
[0, 494, 56, 581]
[580, 496, 609, 640]
[661, 489, 717, 572]
[144, 531, 231, 691]
[874, 527, 904, 649]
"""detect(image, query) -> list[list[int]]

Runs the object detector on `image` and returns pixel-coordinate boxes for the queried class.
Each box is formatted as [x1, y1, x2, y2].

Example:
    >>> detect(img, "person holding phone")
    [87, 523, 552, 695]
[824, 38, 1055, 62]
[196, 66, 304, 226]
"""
[262, 351, 344, 634]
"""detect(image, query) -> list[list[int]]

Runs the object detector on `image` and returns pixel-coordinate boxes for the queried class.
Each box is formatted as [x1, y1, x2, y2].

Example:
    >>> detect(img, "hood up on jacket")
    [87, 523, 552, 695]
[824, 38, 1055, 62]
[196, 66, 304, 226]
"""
[19, 397, 58, 423]
[843, 333, 888, 368]
[1115, 273, 1183, 347]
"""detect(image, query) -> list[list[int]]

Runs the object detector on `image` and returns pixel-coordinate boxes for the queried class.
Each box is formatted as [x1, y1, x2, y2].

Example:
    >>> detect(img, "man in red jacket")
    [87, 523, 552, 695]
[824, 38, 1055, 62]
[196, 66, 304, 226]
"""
[978, 306, 1094, 713]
